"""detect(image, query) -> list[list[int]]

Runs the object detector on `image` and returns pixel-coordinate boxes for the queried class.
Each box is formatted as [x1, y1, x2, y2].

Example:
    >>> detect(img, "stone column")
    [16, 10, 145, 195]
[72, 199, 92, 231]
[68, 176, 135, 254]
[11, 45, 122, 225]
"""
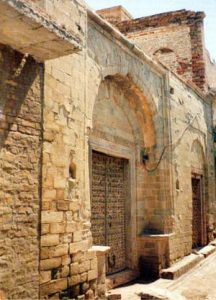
[91, 246, 110, 300]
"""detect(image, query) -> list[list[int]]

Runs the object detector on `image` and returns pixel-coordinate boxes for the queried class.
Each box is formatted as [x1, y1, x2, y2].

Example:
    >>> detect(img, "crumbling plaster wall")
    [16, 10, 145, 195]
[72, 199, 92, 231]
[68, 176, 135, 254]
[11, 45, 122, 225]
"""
[168, 73, 215, 261]
[0, 45, 43, 299]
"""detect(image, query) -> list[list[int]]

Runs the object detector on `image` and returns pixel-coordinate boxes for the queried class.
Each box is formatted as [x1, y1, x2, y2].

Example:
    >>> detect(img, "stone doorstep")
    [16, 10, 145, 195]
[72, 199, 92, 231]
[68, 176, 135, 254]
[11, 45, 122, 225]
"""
[160, 243, 216, 280]
[106, 269, 139, 289]
[198, 244, 216, 257]
[138, 288, 186, 300]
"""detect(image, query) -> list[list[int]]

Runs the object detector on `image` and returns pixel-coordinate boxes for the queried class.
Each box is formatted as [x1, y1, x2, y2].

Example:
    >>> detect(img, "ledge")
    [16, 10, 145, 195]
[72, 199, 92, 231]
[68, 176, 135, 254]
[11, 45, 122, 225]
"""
[90, 245, 111, 256]
[138, 233, 174, 239]
[161, 243, 216, 280]
[0, 0, 83, 62]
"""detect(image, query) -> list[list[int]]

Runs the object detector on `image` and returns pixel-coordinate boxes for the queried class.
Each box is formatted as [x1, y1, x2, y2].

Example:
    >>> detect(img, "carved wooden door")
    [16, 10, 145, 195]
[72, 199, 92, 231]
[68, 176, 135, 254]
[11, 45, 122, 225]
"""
[192, 177, 202, 248]
[91, 151, 127, 274]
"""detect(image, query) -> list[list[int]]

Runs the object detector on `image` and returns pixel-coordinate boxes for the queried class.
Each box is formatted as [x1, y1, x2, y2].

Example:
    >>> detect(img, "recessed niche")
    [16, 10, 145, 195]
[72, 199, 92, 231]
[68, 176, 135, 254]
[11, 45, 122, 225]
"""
[176, 179, 180, 190]
[69, 161, 76, 180]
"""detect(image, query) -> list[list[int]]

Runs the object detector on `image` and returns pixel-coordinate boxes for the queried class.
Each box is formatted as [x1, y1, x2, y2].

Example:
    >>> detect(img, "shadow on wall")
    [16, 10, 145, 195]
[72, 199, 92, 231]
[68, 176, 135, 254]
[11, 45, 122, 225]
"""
[0, 43, 43, 147]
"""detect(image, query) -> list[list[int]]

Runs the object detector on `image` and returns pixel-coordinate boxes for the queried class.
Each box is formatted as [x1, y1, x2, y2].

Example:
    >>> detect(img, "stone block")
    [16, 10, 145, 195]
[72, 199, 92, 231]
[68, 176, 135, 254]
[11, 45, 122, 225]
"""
[62, 265, 70, 277]
[57, 201, 69, 211]
[79, 260, 91, 273]
[54, 177, 66, 189]
[90, 258, 97, 271]
[71, 252, 85, 263]
[88, 269, 98, 281]
[40, 278, 67, 296]
[41, 224, 50, 235]
[80, 272, 88, 282]
[62, 255, 71, 266]
[73, 231, 83, 242]
[41, 234, 59, 247]
[70, 262, 79, 275]
[50, 223, 65, 234]
[66, 222, 77, 233]
[69, 201, 80, 212]
[68, 275, 81, 286]
[40, 271, 51, 284]
[43, 189, 56, 199]
[40, 257, 61, 270]
[41, 247, 51, 259]
[42, 211, 63, 223]
[56, 189, 65, 199]
[53, 244, 68, 257]
[70, 240, 89, 254]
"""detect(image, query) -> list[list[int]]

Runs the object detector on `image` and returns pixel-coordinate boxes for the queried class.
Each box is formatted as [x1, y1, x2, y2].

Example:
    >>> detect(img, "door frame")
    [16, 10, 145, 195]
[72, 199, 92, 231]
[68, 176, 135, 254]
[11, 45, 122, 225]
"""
[89, 136, 137, 271]
[191, 172, 207, 248]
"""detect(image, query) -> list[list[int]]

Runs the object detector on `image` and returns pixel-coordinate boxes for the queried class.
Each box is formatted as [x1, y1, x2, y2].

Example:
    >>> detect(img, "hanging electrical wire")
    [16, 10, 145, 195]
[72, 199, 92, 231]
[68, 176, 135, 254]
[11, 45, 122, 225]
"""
[144, 113, 199, 172]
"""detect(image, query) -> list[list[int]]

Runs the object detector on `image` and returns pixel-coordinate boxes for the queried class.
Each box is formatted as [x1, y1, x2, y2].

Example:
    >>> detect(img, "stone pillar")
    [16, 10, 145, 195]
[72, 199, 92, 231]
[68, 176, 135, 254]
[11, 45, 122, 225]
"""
[91, 246, 110, 300]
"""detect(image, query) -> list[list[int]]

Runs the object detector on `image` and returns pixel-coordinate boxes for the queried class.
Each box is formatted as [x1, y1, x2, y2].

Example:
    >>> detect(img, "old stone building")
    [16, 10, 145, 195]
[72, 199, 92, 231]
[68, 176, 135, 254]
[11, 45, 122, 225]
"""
[0, 1, 216, 299]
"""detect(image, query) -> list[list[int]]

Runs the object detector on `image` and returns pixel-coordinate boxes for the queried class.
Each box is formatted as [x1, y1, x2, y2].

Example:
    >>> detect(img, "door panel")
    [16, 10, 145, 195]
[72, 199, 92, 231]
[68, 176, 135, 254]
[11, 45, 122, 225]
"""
[192, 177, 202, 248]
[91, 152, 106, 246]
[91, 151, 127, 274]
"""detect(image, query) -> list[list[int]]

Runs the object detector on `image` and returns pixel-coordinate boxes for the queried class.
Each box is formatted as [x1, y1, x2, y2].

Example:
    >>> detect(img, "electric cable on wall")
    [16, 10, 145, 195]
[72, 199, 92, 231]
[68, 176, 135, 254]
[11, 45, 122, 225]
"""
[144, 113, 199, 172]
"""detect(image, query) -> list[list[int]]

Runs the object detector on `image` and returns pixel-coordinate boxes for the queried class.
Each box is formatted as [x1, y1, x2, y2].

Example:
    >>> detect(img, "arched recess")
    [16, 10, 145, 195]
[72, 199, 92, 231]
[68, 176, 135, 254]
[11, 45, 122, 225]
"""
[90, 74, 156, 148]
[153, 48, 180, 74]
[191, 139, 205, 174]
[88, 74, 156, 276]
[190, 139, 207, 248]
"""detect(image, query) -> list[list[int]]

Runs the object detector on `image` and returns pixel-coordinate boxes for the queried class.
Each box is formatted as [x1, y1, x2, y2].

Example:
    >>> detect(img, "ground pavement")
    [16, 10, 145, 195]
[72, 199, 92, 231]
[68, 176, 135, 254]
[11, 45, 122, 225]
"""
[109, 252, 216, 300]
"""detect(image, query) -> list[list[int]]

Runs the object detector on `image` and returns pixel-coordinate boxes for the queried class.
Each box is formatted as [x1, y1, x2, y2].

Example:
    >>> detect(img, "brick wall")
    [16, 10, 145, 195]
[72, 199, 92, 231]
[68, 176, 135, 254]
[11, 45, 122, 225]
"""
[0, 45, 43, 299]
[99, 9, 207, 91]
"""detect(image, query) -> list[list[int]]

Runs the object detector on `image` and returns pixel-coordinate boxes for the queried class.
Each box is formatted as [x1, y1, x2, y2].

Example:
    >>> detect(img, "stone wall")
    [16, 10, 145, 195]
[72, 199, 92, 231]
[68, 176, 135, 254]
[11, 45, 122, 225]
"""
[0, 45, 43, 299]
[168, 73, 215, 261]
[40, 51, 100, 298]
[1, 2, 216, 298]
[87, 15, 174, 237]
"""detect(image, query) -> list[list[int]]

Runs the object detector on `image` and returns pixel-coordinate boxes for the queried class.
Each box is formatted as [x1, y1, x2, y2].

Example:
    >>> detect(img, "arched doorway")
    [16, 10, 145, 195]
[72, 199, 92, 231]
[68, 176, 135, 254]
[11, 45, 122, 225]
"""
[89, 75, 155, 279]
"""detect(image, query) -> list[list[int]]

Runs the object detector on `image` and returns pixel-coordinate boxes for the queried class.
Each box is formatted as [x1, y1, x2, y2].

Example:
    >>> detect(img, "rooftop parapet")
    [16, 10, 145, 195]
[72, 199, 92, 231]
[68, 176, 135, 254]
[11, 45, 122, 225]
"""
[97, 5, 132, 25]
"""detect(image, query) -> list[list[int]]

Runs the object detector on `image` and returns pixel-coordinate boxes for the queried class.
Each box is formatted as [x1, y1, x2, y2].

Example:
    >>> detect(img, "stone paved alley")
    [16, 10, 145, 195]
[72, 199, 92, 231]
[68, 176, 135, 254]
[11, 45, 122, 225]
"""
[109, 252, 216, 300]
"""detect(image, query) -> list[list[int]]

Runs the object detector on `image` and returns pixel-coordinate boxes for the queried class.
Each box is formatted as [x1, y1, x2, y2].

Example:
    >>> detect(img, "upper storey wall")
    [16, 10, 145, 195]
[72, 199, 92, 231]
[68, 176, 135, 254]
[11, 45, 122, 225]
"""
[124, 24, 193, 82]
[116, 10, 206, 91]
[98, 8, 207, 92]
